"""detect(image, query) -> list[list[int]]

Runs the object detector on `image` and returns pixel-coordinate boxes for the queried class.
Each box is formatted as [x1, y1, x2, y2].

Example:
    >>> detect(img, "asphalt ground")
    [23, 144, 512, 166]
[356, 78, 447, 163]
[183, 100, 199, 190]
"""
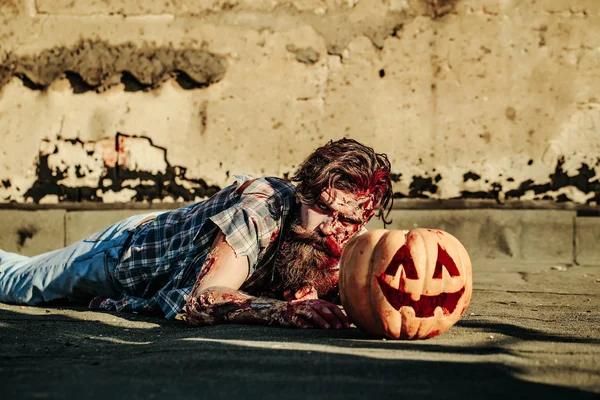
[1, 261, 599, 400]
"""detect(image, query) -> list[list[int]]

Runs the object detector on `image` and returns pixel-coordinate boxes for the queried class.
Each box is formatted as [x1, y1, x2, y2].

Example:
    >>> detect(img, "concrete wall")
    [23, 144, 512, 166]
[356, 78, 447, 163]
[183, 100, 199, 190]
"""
[2, 208, 599, 267]
[0, 0, 599, 206]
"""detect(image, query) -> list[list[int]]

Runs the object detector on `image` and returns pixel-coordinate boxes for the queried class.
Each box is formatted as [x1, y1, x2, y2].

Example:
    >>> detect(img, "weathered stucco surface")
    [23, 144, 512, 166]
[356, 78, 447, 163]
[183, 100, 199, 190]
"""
[0, 0, 599, 205]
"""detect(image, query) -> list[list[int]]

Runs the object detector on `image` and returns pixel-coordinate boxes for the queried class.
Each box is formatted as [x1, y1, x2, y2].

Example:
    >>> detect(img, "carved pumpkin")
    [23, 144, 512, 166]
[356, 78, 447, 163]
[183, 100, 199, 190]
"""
[339, 228, 472, 340]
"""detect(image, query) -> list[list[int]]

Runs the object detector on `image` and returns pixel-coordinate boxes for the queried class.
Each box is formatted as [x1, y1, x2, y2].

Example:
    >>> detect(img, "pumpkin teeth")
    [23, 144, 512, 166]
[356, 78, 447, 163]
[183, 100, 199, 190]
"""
[410, 292, 421, 302]
[376, 274, 465, 318]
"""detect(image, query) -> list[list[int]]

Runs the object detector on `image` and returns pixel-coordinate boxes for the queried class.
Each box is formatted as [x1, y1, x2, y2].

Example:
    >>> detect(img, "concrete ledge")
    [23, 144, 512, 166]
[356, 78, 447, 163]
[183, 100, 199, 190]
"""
[575, 217, 600, 265]
[0, 209, 591, 265]
[367, 209, 576, 263]
[0, 210, 66, 256]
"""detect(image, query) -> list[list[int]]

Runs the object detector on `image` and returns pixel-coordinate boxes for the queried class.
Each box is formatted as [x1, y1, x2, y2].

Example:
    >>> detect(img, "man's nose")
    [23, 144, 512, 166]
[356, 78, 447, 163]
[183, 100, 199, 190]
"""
[318, 217, 335, 236]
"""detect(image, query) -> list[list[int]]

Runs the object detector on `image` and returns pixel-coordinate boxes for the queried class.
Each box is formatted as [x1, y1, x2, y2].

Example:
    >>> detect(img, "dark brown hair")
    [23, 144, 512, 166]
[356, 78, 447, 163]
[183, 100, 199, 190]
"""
[291, 138, 393, 224]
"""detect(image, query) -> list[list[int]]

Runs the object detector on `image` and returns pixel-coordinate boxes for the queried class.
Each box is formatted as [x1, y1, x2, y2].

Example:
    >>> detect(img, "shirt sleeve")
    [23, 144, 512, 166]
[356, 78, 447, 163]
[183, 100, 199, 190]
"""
[88, 287, 191, 320]
[208, 188, 282, 275]
[89, 294, 159, 314]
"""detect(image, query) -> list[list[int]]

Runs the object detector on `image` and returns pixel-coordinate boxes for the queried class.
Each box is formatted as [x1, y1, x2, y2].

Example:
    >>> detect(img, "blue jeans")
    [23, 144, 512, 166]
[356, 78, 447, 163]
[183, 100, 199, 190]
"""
[0, 212, 162, 305]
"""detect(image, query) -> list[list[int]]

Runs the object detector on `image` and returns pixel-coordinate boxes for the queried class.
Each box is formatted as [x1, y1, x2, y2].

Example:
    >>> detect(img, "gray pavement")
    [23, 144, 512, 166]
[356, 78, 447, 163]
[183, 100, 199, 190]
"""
[1, 260, 599, 400]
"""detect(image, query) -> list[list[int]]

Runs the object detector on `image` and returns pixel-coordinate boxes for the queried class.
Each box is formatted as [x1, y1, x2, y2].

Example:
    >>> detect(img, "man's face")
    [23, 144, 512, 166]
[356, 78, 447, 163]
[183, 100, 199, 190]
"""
[298, 187, 376, 248]
[274, 187, 376, 297]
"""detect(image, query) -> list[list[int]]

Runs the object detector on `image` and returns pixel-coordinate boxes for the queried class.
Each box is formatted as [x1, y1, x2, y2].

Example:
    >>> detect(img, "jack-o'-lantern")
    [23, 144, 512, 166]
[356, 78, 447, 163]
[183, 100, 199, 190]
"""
[339, 228, 472, 339]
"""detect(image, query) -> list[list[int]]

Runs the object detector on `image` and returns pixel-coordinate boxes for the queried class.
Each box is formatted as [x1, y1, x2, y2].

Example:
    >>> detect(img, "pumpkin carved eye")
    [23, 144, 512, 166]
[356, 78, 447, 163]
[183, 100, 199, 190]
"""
[384, 243, 460, 280]
[433, 244, 460, 279]
[339, 228, 473, 340]
[383, 244, 418, 279]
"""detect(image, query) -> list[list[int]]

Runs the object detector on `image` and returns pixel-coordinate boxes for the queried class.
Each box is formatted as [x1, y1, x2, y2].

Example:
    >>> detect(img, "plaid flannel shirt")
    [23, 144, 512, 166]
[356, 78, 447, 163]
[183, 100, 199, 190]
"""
[90, 175, 296, 319]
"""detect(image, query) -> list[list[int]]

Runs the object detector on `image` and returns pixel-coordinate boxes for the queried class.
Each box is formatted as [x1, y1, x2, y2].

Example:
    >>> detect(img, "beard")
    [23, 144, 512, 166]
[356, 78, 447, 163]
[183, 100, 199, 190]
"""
[274, 217, 343, 297]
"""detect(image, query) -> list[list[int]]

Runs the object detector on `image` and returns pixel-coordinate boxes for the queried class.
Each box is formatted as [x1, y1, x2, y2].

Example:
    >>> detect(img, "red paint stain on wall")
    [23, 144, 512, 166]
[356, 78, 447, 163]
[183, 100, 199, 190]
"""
[117, 135, 131, 167]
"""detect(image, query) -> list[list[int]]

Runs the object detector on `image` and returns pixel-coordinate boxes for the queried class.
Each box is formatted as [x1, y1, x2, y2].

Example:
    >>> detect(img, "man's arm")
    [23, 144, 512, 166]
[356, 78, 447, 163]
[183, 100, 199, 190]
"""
[181, 230, 349, 329]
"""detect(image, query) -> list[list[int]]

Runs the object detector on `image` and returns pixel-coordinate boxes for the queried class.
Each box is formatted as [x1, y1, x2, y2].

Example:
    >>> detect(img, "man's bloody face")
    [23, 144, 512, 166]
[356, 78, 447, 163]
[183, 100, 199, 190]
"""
[298, 188, 376, 246]
[275, 188, 376, 297]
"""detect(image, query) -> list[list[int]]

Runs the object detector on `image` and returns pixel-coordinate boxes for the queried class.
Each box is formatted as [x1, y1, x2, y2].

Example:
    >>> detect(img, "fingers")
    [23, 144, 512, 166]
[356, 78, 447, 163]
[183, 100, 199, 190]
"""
[321, 303, 350, 329]
[295, 307, 332, 329]
[286, 300, 349, 330]
[312, 303, 349, 329]
[287, 314, 313, 329]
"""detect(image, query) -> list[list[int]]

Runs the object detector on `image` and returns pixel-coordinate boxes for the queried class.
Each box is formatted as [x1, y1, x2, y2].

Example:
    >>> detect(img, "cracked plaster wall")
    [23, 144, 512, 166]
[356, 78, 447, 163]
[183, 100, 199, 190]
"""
[0, 0, 599, 206]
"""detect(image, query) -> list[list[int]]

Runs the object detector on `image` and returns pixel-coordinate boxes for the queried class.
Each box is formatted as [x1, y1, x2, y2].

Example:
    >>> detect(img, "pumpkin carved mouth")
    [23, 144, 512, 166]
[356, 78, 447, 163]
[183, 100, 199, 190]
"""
[339, 228, 472, 339]
[375, 277, 465, 318]
[374, 242, 466, 318]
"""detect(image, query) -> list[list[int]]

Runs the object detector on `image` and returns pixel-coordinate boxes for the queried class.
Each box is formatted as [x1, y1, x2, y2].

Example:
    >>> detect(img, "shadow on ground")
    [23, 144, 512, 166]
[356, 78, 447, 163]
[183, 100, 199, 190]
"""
[1, 307, 598, 400]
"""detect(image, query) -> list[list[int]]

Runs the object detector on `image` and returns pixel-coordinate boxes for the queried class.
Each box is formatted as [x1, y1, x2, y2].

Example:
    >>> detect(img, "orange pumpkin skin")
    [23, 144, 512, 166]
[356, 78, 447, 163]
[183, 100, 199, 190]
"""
[339, 228, 472, 340]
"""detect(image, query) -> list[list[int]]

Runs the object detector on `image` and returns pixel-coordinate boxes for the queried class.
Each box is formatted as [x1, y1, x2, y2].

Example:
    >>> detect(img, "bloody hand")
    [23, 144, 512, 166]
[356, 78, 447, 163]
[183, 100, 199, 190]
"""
[182, 287, 349, 329]
[281, 299, 349, 329]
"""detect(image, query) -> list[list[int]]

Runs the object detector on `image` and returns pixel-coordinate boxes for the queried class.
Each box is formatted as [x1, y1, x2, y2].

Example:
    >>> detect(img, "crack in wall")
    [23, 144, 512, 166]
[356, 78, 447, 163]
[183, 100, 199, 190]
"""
[0, 39, 227, 92]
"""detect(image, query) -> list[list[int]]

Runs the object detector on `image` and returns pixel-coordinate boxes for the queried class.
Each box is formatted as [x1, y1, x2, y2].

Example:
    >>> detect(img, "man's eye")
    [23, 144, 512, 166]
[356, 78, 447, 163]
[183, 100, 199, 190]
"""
[316, 202, 328, 211]
[341, 217, 361, 225]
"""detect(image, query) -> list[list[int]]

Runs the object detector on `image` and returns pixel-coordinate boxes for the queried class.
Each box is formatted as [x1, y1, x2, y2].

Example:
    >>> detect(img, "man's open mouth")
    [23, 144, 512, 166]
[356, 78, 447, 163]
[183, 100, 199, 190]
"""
[376, 276, 465, 318]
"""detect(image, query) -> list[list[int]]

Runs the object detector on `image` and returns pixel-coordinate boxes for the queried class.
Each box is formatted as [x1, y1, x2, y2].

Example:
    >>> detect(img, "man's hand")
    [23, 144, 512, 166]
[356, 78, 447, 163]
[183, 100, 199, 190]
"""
[183, 286, 349, 329]
[280, 298, 349, 329]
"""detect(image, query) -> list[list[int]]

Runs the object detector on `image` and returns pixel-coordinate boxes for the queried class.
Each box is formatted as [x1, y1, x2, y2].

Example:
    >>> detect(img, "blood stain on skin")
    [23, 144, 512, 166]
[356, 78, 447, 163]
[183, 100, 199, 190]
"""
[323, 237, 343, 258]
[191, 253, 219, 291]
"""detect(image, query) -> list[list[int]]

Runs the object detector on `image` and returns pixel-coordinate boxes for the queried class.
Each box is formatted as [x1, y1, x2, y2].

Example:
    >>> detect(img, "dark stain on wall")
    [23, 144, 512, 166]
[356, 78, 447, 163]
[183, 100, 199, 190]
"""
[463, 172, 481, 181]
[390, 173, 402, 182]
[65, 71, 95, 94]
[428, 0, 457, 18]
[504, 158, 600, 203]
[16, 226, 37, 248]
[23, 134, 221, 203]
[286, 45, 320, 65]
[390, 158, 599, 204]
[461, 182, 503, 200]
[0, 40, 227, 92]
[409, 175, 439, 198]
[12, 137, 600, 205]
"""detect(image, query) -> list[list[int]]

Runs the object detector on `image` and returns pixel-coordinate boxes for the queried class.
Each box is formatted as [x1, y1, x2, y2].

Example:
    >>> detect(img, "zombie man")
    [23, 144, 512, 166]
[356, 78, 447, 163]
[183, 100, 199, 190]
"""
[0, 139, 392, 329]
